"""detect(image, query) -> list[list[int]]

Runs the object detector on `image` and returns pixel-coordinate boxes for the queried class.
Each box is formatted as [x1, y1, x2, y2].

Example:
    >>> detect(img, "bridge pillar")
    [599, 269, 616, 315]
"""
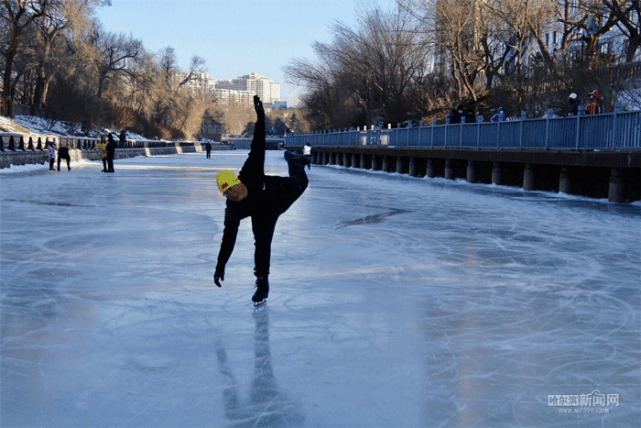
[523, 164, 536, 191]
[343, 152, 350, 167]
[409, 157, 418, 177]
[426, 159, 436, 178]
[382, 156, 390, 172]
[445, 159, 455, 180]
[360, 154, 367, 169]
[609, 167, 625, 203]
[330, 152, 336, 165]
[559, 167, 572, 194]
[322, 152, 329, 165]
[396, 156, 404, 174]
[372, 155, 381, 171]
[352, 153, 359, 168]
[492, 162, 502, 185]
[466, 160, 477, 183]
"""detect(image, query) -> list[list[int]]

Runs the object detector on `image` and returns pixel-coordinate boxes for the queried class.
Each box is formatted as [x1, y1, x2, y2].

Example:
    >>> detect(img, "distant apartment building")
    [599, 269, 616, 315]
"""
[217, 72, 281, 105]
[170, 71, 282, 107]
[171, 71, 212, 92]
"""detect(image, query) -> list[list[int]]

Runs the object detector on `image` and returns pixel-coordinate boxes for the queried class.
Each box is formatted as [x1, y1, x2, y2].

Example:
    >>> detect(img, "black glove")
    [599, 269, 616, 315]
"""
[214, 271, 224, 287]
[253, 95, 264, 114]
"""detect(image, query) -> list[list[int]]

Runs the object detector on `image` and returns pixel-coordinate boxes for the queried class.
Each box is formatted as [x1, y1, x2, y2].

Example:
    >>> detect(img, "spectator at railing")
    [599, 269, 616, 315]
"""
[447, 106, 463, 124]
[491, 107, 506, 122]
[585, 90, 603, 115]
[568, 93, 580, 116]
[464, 108, 476, 124]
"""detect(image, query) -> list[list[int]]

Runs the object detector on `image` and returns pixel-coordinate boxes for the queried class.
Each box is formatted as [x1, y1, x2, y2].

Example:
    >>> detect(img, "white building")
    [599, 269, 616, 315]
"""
[170, 71, 282, 106]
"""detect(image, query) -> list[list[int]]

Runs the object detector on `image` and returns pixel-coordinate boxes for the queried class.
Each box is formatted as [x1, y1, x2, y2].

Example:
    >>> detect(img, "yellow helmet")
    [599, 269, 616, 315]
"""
[216, 170, 241, 194]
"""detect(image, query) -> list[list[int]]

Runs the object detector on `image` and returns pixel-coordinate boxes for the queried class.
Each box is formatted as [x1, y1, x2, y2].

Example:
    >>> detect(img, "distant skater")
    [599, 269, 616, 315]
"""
[214, 96, 309, 305]
[47, 141, 56, 171]
[96, 136, 108, 172]
[105, 133, 116, 173]
[303, 142, 312, 169]
[205, 141, 212, 159]
[57, 146, 71, 171]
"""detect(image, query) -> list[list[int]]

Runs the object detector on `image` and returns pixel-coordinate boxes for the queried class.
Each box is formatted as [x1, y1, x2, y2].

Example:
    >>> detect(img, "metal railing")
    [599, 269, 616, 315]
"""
[0, 134, 195, 151]
[285, 110, 641, 151]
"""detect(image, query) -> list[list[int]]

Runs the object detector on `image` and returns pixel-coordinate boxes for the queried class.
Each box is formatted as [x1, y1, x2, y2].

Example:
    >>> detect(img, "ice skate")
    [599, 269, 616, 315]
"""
[252, 277, 269, 306]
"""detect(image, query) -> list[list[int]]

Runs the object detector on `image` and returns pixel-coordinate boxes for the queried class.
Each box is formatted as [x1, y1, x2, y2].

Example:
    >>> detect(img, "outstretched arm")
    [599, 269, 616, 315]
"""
[237, 96, 266, 191]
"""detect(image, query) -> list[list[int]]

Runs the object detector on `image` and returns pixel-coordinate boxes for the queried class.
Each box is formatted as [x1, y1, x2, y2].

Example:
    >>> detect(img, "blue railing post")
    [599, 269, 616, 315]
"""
[544, 109, 554, 150]
[476, 115, 482, 149]
[520, 111, 527, 149]
[612, 103, 621, 149]
[575, 110, 582, 150]
[431, 120, 436, 147]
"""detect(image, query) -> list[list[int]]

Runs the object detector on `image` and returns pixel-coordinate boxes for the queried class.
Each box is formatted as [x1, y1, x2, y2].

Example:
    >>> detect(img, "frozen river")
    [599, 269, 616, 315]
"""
[1, 151, 640, 427]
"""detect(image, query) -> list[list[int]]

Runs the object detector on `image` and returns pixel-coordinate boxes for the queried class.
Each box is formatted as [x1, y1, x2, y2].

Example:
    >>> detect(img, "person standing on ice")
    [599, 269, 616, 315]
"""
[303, 142, 312, 169]
[105, 133, 116, 173]
[47, 141, 56, 171]
[214, 95, 309, 305]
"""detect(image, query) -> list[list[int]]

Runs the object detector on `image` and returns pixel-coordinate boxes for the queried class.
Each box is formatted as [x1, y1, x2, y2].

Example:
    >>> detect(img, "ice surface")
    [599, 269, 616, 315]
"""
[1, 152, 640, 427]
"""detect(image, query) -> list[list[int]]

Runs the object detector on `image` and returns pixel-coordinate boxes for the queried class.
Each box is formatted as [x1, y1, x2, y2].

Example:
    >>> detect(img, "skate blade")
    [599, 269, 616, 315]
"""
[253, 299, 266, 307]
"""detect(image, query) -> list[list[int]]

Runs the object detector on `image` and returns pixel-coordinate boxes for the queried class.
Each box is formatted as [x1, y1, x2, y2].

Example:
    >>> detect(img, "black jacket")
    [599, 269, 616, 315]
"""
[215, 111, 304, 275]
[106, 136, 116, 159]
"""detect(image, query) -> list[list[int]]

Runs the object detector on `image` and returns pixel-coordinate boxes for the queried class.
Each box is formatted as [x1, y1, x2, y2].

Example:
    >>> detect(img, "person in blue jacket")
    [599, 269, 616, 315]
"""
[491, 107, 506, 122]
[214, 96, 309, 305]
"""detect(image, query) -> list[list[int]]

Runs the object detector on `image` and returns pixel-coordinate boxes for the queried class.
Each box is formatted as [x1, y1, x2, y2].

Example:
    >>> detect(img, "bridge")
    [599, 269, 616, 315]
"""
[221, 134, 283, 150]
[285, 109, 641, 203]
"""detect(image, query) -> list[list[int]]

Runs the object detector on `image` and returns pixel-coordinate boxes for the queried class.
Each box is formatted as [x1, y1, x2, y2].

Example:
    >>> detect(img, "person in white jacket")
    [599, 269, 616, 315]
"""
[303, 142, 312, 169]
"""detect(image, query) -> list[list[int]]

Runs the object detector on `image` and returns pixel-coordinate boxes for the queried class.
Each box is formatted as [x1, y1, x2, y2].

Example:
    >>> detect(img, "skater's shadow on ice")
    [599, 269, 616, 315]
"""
[335, 206, 410, 229]
[215, 307, 305, 427]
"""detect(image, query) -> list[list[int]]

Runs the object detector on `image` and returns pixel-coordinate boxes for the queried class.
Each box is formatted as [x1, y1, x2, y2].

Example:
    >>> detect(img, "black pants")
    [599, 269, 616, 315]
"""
[252, 157, 308, 278]
[107, 157, 114, 172]
[49, 159, 55, 170]
[57, 154, 71, 171]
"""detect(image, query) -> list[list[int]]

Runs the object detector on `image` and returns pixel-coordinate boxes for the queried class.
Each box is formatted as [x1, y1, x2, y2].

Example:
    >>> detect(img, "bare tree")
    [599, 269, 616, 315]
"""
[286, 5, 427, 128]
[603, 0, 641, 62]
[1, 0, 48, 116]
[91, 23, 142, 99]
[31, 0, 102, 110]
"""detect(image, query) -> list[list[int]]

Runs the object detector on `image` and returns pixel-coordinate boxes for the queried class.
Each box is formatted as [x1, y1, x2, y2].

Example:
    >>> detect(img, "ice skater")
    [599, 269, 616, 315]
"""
[303, 142, 312, 169]
[105, 133, 116, 173]
[47, 141, 56, 171]
[214, 95, 309, 305]
[57, 145, 71, 171]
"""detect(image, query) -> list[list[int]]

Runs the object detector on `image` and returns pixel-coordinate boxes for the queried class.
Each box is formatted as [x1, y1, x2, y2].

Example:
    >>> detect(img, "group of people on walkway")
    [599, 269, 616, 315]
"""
[570, 89, 604, 116]
[449, 88, 605, 125]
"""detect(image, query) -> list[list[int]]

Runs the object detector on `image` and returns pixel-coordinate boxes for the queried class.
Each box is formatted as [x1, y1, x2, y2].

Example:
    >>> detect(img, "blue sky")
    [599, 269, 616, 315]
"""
[95, 0, 397, 106]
